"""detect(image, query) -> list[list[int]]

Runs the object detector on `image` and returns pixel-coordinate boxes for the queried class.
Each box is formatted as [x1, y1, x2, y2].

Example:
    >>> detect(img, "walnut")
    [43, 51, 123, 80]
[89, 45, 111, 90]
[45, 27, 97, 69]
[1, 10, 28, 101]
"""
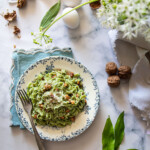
[90, 0, 101, 9]
[69, 72, 74, 78]
[118, 66, 132, 79]
[4, 10, 17, 22]
[44, 84, 51, 91]
[13, 26, 20, 35]
[17, 0, 26, 8]
[64, 83, 68, 87]
[65, 94, 70, 100]
[107, 75, 120, 87]
[106, 62, 118, 75]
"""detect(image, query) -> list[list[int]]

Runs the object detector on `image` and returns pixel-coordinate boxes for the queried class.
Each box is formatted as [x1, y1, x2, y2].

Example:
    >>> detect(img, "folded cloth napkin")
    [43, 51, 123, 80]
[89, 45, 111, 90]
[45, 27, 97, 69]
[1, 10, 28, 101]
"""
[108, 30, 150, 61]
[10, 47, 73, 129]
[108, 30, 150, 131]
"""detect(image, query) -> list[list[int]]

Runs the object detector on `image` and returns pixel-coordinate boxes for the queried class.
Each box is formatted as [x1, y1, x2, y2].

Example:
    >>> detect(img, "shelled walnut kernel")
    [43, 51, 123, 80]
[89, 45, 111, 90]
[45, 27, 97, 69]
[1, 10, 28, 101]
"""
[4, 10, 16, 22]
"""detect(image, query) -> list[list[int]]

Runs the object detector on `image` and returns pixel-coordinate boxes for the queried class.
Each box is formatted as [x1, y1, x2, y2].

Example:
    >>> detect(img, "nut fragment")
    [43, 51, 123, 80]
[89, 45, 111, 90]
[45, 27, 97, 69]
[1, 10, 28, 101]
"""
[90, 0, 101, 9]
[64, 83, 68, 87]
[4, 10, 17, 22]
[13, 26, 20, 35]
[70, 117, 75, 122]
[107, 75, 120, 87]
[65, 94, 70, 100]
[69, 72, 74, 77]
[106, 62, 118, 75]
[17, 0, 26, 8]
[118, 66, 132, 79]
[44, 84, 51, 91]
[70, 100, 75, 105]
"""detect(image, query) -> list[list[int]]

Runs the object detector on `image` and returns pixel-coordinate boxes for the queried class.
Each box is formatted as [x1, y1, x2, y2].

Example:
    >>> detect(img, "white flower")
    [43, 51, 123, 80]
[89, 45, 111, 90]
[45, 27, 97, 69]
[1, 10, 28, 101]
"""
[31, 31, 53, 46]
[97, 0, 150, 41]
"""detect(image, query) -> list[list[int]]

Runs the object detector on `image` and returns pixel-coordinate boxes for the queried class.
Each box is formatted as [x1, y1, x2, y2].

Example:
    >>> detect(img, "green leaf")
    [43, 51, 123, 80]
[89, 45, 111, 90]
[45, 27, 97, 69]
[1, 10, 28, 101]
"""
[102, 117, 115, 150]
[40, 0, 61, 30]
[114, 111, 125, 150]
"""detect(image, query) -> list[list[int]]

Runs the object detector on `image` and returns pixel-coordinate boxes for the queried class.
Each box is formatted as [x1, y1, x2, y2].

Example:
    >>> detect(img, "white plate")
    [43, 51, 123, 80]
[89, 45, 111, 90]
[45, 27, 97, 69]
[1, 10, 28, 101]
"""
[15, 56, 100, 141]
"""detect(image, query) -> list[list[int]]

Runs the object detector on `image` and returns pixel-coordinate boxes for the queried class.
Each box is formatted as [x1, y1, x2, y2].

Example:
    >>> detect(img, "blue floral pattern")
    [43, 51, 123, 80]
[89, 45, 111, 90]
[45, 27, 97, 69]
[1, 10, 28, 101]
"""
[15, 56, 100, 141]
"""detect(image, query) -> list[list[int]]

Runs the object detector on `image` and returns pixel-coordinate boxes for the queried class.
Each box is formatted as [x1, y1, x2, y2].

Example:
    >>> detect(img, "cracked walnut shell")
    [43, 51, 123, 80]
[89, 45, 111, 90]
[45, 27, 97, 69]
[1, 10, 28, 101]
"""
[107, 75, 120, 87]
[118, 66, 131, 79]
[106, 62, 117, 75]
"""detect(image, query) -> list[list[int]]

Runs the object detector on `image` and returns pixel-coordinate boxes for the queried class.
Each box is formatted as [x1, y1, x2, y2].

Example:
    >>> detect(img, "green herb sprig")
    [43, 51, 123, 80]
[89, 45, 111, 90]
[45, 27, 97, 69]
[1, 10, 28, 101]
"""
[102, 112, 137, 150]
[32, 0, 99, 46]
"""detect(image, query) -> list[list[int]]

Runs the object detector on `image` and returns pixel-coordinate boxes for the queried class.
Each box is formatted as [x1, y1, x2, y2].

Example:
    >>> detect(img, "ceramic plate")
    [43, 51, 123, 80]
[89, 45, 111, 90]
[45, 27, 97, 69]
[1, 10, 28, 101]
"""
[15, 56, 100, 141]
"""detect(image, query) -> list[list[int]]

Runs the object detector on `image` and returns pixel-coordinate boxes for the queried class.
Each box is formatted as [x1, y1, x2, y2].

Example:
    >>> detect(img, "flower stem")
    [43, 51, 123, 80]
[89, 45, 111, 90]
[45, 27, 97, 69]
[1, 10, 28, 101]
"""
[43, 0, 99, 34]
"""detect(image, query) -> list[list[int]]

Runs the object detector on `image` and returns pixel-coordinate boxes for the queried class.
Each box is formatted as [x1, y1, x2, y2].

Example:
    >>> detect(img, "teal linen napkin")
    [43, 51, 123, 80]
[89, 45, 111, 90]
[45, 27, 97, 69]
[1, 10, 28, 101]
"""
[10, 47, 73, 129]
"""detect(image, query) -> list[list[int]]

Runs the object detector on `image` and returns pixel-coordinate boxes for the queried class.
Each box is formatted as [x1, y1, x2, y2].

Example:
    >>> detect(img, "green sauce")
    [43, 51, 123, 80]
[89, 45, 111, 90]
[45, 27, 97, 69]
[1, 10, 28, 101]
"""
[27, 69, 86, 127]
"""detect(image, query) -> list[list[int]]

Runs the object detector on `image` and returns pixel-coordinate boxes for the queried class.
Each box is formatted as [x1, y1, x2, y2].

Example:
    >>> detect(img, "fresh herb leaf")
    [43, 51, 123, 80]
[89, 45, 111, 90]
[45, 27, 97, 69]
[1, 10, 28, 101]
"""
[102, 117, 115, 150]
[114, 111, 125, 150]
[40, 0, 61, 30]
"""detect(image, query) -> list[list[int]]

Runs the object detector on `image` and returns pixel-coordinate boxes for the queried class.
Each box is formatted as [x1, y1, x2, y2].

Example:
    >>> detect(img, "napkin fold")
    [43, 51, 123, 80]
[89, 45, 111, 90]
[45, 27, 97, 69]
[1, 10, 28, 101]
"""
[108, 30, 150, 131]
[108, 30, 150, 60]
[10, 47, 73, 129]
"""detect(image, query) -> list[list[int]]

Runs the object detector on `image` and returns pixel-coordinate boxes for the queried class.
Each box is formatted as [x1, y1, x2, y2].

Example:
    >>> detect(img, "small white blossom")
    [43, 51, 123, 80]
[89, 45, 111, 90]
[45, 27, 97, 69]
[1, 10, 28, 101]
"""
[31, 31, 53, 46]
[97, 0, 150, 41]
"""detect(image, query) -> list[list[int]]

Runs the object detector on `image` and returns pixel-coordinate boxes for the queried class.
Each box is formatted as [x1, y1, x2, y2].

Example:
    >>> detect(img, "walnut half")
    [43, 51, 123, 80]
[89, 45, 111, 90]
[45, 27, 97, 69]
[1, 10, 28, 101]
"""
[4, 10, 17, 22]
[17, 0, 26, 8]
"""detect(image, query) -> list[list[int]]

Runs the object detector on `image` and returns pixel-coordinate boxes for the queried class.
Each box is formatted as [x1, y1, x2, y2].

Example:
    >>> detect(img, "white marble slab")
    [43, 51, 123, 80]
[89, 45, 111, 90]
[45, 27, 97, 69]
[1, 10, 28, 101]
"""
[0, 0, 149, 150]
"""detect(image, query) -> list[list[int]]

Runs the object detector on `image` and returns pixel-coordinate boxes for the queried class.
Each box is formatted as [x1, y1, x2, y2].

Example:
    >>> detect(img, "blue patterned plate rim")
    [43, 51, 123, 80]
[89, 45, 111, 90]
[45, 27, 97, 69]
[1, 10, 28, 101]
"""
[15, 56, 100, 141]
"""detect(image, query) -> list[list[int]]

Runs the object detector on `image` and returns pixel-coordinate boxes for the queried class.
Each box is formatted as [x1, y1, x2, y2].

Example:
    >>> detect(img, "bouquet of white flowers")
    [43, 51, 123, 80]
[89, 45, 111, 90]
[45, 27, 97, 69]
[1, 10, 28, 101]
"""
[97, 0, 150, 41]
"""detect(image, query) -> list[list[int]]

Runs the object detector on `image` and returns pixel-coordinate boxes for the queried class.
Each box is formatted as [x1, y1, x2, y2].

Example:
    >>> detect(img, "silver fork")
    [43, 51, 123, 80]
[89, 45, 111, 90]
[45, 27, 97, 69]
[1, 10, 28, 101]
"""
[17, 89, 45, 150]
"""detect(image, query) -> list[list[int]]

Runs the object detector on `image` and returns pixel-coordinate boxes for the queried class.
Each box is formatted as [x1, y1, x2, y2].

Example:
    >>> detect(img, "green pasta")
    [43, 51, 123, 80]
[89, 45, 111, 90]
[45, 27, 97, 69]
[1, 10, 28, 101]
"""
[27, 69, 86, 127]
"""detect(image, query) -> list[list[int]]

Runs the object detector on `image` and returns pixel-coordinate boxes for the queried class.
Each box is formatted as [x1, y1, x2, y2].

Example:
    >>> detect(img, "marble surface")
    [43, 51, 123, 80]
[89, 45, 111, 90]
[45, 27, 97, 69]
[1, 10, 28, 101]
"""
[0, 0, 149, 150]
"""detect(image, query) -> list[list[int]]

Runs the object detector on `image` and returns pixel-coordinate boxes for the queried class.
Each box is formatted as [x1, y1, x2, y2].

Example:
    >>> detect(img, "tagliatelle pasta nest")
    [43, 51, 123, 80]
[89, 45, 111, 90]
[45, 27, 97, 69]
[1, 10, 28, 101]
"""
[27, 69, 86, 127]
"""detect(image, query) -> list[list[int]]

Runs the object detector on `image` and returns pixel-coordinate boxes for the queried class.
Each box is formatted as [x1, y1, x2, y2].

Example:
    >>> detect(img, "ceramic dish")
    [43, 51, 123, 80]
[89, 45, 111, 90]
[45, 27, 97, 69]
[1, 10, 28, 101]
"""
[15, 56, 100, 141]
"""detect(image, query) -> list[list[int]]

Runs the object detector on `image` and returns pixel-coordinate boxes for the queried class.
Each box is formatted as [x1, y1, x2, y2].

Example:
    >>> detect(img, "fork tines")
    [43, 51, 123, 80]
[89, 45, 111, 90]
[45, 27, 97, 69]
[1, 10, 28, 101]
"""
[17, 89, 32, 104]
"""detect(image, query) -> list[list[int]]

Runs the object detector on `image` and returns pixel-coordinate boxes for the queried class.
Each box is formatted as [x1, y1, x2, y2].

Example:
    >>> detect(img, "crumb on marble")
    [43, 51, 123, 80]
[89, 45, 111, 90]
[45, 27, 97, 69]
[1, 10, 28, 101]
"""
[13, 45, 16, 48]
[13, 26, 21, 38]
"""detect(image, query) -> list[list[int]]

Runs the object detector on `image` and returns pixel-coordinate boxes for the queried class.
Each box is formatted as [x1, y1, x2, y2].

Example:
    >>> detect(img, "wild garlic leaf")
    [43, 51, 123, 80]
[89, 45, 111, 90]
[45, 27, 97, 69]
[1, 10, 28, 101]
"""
[40, 0, 61, 30]
[114, 111, 125, 150]
[102, 117, 115, 150]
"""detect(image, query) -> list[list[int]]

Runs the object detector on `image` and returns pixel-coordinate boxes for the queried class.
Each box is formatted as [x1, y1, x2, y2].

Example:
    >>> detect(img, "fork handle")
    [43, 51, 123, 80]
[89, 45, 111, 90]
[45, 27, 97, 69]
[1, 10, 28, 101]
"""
[29, 115, 45, 150]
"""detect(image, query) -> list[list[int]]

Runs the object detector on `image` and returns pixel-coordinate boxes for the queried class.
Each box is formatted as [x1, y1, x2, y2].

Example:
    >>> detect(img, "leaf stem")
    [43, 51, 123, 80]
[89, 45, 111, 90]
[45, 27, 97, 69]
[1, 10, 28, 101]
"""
[43, 0, 99, 34]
